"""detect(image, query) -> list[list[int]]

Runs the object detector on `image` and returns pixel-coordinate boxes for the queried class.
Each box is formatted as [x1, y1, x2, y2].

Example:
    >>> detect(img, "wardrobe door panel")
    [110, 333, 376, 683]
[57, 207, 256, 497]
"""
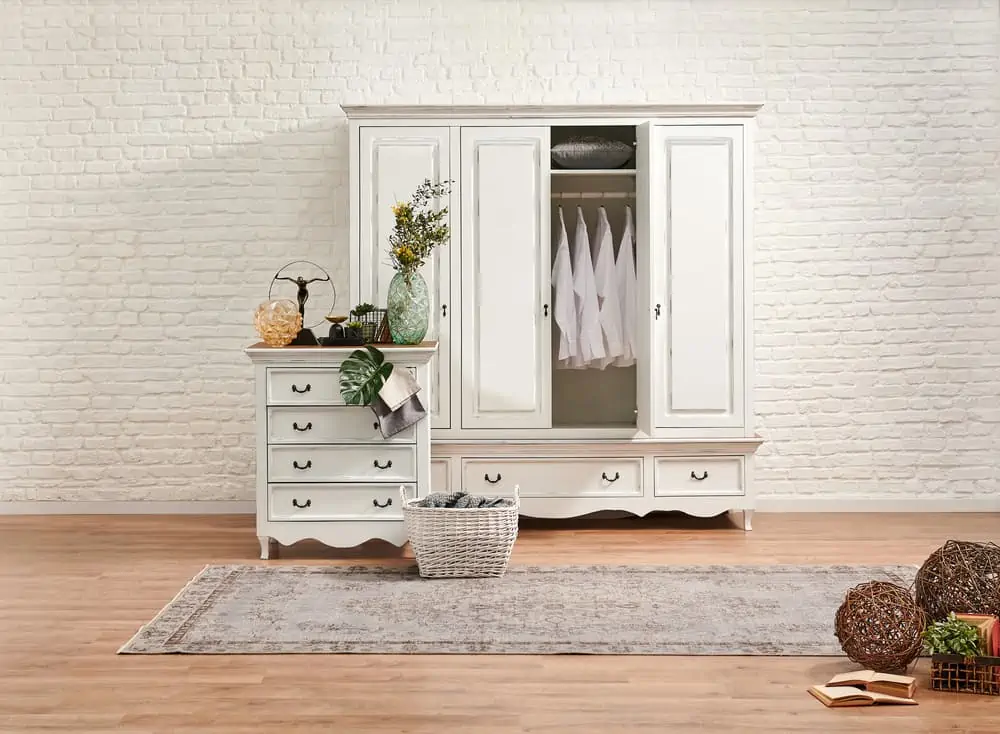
[460, 127, 551, 429]
[652, 125, 745, 429]
[359, 127, 453, 428]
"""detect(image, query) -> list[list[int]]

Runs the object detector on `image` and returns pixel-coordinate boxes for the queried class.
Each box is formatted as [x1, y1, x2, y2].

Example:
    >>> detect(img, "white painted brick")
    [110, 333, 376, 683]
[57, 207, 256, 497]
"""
[1, 0, 998, 504]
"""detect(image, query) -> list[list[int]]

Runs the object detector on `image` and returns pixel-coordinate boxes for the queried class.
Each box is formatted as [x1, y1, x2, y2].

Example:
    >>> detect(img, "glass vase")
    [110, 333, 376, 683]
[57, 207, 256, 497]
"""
[386, 270, 429, 345]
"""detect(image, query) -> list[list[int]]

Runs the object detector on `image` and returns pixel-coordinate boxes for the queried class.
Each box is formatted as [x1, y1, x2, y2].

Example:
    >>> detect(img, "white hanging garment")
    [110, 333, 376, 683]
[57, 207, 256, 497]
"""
[569, 206, 604, 368]
[591, 206, 624, 369]
[551, 206, 578, 369]
[614, 205, 638, 367]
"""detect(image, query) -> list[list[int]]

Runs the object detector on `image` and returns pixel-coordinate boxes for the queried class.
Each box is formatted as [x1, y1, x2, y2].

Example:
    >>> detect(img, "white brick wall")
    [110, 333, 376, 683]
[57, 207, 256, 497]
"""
[1, 1, 998, 504]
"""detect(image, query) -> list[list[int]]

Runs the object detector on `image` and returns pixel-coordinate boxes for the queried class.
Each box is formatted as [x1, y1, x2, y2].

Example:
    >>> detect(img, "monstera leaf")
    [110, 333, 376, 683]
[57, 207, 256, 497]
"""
[339, 345, 393, 406]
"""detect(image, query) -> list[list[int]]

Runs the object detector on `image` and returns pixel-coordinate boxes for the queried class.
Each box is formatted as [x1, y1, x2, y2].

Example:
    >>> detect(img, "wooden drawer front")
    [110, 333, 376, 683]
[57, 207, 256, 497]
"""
[268, 484, 406, 522]
[653, 456, 744, 497]
[461, 458, 643, 498]
[267, 406, 415, 444]
[267, 445, 416, 483]
[431, 458, 451, 493]
[266, 369, 343, 405]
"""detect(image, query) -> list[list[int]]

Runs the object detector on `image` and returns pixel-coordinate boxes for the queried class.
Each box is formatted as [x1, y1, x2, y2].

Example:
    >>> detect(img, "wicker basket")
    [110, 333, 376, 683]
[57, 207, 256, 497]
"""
[400, 485, 519, 579]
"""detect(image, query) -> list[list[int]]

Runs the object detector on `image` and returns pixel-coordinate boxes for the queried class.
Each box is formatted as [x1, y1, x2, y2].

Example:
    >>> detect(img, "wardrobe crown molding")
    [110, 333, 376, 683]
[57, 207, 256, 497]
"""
[341, 103, 764, 120]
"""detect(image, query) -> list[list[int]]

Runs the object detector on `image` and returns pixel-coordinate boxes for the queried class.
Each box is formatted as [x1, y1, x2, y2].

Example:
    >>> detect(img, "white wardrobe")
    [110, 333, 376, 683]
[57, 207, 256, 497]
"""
[346, 105, 763, 529]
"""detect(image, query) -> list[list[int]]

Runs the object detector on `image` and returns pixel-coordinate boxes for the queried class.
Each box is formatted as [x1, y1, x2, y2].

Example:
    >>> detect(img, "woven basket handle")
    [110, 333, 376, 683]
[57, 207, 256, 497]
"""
[399, 484, 416, 506]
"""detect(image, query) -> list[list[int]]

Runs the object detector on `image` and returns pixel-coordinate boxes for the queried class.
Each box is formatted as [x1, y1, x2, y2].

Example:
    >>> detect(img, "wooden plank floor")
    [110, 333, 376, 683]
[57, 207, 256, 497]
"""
[1, 512, 998, 733]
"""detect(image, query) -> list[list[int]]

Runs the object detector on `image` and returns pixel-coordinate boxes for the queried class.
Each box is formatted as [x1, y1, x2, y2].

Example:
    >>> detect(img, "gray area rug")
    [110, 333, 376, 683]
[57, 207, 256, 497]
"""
[119, 564, 916, 655]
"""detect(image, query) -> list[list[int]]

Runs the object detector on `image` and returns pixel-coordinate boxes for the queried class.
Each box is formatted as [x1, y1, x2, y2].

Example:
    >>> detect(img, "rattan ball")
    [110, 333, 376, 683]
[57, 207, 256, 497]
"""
[254, 299, 302, 347]
[834, 580, 926, 672]
[915, 539, 1000, 622]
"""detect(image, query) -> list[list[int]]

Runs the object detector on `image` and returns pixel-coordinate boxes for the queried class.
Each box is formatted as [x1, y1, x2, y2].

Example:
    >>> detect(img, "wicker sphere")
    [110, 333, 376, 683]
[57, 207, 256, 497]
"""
[915, 539, 1000, 621]
[834, 581, 926, 672]
[254, 299, 302, 347]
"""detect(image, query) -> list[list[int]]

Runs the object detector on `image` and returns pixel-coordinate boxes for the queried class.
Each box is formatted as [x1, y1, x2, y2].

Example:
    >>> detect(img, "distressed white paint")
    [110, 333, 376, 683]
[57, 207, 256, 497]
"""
[460, 127, 551, 429]
[358, 127, 452, 427]
[653, 125, 745, 430]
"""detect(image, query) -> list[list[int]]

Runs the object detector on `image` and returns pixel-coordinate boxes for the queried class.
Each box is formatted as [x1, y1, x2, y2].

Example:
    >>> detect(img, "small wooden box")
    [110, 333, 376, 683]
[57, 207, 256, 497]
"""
[930, 654, 1000, 696]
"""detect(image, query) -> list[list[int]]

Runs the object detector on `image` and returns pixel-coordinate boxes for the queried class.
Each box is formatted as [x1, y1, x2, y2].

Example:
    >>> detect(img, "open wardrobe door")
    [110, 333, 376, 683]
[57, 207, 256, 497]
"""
[634, 122, 657, 437]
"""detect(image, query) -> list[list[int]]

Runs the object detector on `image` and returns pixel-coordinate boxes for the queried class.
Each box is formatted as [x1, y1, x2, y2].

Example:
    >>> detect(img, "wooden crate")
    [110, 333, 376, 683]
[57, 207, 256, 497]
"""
[930, 654, 1000, 696]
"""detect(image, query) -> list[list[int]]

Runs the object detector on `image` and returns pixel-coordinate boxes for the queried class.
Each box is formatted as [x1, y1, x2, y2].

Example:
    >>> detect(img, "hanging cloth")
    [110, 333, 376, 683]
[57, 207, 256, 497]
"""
[551, 206, 578, 369]
[591, 206, 624, 369]
[614, 205, 638, 367]
[570, 206, 604, 368]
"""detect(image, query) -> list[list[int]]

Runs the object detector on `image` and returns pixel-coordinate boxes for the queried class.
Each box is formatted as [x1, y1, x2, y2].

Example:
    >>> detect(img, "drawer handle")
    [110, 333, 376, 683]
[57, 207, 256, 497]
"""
[373, 459, 393, 470]
[602, 471, 620, 483]
[291, 383, 311, 394]
[373, 497, 392, 509]
[293, 460, 312, 470]
[691, 470, 709, 481]
[484, 473, 502, 484]
[292, 421, 312, 432]
[292, 498, 311, 509]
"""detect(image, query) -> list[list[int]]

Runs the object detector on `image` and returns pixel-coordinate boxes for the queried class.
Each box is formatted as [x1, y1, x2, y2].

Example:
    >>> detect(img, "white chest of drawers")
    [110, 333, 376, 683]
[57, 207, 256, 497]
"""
[246, 342, 437, 559]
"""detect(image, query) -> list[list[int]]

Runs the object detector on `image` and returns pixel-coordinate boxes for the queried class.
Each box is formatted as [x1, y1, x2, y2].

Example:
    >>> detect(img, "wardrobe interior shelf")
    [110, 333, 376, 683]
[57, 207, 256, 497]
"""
[551, 191, 635, 199]
[551, 169, 637, 176]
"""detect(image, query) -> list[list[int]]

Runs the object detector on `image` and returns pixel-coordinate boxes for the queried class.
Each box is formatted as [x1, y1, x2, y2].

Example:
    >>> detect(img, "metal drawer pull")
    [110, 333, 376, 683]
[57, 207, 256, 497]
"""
[292, 422, 312, 432]
[293, 460, 312, 470]
[291, 383, 311, 394]
[292, 498, 311, 509]
[484, 473, 502, 484]
[602, 471, 620, 482]
[373, 498, 392, 509]
[691, 470, 708, 481]
[373, 459, 392, 470]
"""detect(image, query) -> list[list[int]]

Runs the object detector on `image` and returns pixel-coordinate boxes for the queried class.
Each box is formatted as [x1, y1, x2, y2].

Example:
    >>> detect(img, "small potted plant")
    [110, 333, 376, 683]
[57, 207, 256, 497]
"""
[344, 321, 364, 341]
[924, 613, 1000, 695]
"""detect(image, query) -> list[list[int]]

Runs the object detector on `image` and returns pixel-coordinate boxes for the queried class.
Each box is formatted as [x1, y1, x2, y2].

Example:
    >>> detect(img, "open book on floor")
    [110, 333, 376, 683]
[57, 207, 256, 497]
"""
[808, 686, 917, 708]
[825, 669, 917, 698]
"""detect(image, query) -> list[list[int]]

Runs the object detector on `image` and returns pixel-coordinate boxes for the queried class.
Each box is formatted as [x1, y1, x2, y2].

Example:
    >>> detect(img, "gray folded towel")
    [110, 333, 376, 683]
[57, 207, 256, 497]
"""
[414, 492, 514, 509]
[371, 392, 426, 438]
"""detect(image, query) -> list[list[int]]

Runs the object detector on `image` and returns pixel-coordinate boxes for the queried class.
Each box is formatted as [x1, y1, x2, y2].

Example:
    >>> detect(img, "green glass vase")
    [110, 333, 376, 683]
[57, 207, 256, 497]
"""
[386, 270, 429, 345]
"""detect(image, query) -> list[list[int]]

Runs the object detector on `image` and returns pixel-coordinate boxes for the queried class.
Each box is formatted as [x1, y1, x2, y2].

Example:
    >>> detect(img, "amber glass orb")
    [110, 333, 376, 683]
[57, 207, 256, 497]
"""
[254, 299, 302, 347]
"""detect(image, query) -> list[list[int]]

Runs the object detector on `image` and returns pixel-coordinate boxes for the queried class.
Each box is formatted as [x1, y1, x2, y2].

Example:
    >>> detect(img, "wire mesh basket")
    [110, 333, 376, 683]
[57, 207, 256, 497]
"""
[350, 307, 390, 343]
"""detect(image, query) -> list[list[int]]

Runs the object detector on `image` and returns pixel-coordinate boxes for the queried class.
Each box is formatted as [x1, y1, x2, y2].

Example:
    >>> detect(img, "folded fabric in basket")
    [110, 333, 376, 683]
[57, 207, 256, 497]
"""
[414, 492, 515, 509]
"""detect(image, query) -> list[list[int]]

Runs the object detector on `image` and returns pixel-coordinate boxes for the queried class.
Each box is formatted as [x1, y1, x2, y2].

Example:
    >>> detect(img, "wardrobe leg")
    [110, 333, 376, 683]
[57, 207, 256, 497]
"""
[742, 510, 754, 532]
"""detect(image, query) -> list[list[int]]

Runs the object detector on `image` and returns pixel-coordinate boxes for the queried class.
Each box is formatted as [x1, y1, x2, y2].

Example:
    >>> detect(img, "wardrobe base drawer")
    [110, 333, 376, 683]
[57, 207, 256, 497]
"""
[268, 484, 407, 522]
[653, 456, 744, 497]
[461, 457, 642, 498]
[267, 444, 416, 483]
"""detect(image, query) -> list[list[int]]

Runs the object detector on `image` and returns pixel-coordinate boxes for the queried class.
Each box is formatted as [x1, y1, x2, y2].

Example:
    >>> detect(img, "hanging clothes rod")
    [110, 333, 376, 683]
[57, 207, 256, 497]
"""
[551, 191, 636, 200]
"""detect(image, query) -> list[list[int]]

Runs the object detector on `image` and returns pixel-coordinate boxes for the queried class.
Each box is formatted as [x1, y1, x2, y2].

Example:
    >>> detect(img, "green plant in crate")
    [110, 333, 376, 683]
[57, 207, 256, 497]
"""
[923, 613, 983, 656]
[338, 345, 393, 406]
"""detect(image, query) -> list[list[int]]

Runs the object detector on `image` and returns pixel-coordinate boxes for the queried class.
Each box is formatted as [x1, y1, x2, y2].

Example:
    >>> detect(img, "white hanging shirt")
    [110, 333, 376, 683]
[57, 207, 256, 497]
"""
[614, 205, 638, 367]
[591, 206, 625, 369]
[570, 206, 604, 368]
[551, 206, 578, 369]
